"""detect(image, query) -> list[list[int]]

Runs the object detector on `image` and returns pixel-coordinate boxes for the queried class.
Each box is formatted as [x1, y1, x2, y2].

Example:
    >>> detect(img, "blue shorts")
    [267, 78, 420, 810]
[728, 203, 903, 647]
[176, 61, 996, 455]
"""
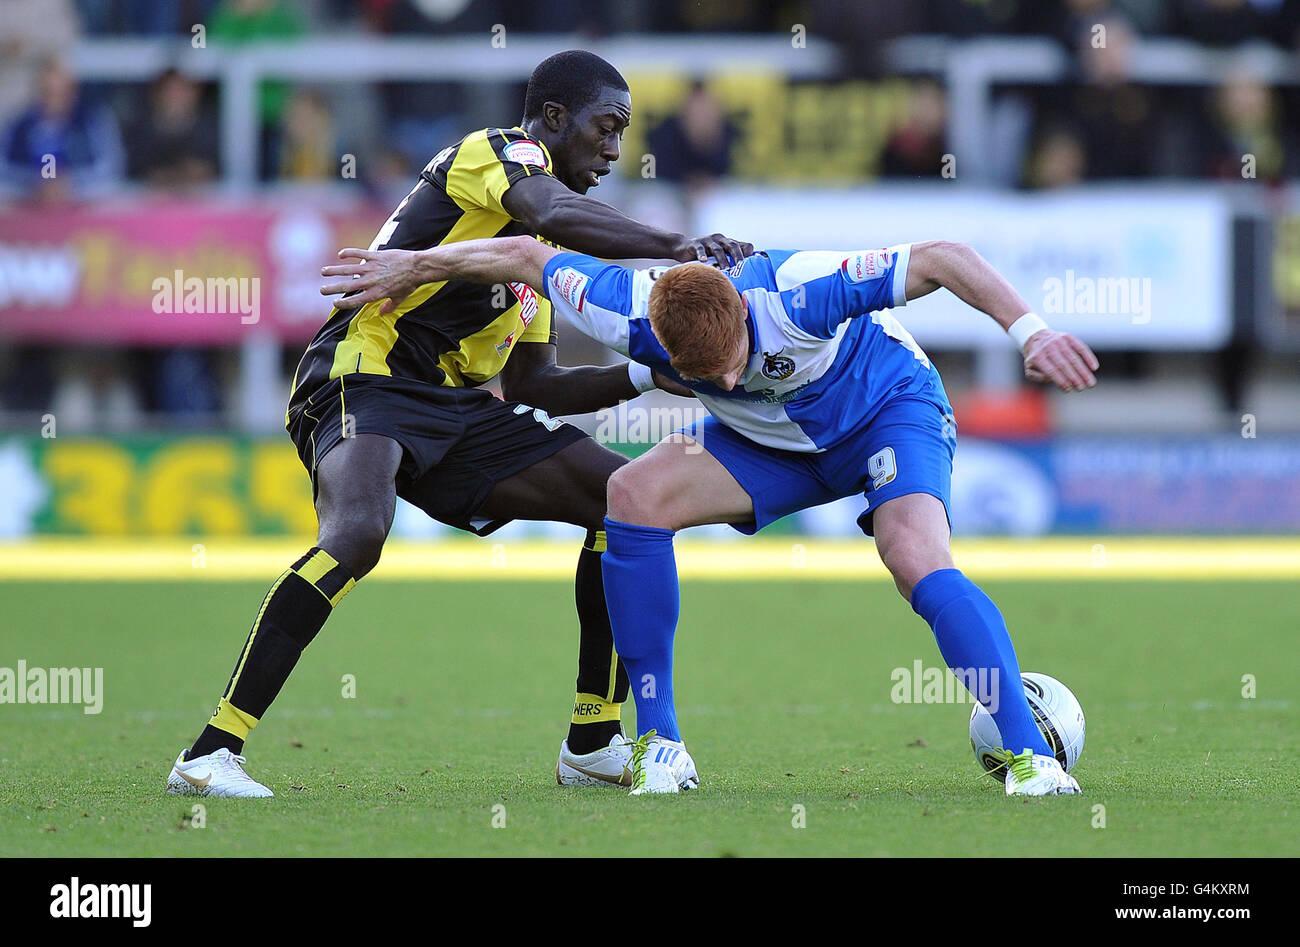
[679, 396, 956, 536]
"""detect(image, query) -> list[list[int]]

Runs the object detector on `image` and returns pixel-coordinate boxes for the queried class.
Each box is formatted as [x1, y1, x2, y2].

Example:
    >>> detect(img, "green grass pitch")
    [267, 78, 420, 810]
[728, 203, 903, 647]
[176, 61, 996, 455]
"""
[1, 577, 1295, 857]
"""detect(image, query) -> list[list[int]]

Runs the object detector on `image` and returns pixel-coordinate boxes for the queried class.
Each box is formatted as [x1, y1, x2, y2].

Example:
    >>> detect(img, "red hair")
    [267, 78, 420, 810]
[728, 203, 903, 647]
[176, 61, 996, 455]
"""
[647, 264, 746, 379]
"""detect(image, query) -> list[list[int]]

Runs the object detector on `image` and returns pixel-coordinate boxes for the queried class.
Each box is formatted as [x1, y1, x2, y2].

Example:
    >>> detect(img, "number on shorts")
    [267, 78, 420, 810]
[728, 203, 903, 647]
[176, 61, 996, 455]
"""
[868, 446, 897, 490]
[514, 403, 564, 432]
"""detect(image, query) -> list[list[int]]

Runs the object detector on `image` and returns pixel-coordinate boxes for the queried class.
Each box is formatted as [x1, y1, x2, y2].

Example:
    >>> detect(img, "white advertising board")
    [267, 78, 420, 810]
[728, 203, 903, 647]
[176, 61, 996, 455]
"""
[695, 186, 1231, 349]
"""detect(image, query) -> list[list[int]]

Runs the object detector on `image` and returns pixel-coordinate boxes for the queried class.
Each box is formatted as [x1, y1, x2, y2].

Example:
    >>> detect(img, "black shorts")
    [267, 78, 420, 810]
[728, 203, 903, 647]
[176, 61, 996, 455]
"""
[287, 373, 587, 535]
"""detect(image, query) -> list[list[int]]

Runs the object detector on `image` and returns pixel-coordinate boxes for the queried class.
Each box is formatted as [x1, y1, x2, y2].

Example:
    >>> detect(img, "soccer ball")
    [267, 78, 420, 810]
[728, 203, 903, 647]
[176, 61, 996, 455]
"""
[969, 672, 1085, 781]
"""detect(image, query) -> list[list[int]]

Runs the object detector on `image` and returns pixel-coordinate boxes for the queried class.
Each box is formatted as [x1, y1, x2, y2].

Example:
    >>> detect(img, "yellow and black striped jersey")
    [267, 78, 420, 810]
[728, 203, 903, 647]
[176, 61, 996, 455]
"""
[288, 127, 558, 419]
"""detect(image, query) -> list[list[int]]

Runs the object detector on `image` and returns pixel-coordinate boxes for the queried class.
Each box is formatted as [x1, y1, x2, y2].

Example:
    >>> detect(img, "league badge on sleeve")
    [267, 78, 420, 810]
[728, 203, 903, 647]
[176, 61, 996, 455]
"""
[841, 249, 893, 283]
[550, 267, 591, 312]
[503, 139, 548, 168]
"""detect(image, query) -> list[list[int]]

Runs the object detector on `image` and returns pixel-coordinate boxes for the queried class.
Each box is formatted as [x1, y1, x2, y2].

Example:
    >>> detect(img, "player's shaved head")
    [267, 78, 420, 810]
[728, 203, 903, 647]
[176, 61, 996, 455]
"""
[523, 50, 628, 121]
[648, 264, 748, 383]
[521, 50, 631, 194]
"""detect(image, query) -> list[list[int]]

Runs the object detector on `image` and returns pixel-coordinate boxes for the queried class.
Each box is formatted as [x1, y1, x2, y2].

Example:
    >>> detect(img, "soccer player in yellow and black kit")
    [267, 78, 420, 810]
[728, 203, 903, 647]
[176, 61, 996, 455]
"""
[165, 50, 752, 797]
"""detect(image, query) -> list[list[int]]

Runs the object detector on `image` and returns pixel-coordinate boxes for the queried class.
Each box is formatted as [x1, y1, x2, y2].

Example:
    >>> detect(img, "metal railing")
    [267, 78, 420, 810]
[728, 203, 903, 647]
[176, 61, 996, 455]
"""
[69, 33, 840, 188]
[886, 35, 1300, 184]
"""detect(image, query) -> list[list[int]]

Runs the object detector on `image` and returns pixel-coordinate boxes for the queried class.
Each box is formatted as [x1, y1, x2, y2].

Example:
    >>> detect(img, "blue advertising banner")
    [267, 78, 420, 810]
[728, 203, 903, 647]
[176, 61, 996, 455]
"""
[799, 435, 1300, 537]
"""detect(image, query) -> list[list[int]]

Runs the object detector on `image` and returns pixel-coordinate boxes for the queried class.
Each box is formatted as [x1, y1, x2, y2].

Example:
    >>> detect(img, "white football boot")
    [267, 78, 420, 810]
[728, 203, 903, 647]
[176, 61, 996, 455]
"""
[628, 731, 699, 796]
[1001, 749, 1081, 796]
[556, 731, 634, 788]
[166, 747, 274, 798]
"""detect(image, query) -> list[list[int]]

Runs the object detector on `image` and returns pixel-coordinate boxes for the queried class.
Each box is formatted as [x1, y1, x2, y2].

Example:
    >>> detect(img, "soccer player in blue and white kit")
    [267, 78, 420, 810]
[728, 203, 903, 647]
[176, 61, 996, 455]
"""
[320, 233, 1099, 797]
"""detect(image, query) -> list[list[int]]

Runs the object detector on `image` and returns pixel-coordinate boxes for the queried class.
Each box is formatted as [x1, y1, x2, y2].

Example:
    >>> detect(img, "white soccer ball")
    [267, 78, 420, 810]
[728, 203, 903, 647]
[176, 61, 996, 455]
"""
[969, 671, 1085, 781]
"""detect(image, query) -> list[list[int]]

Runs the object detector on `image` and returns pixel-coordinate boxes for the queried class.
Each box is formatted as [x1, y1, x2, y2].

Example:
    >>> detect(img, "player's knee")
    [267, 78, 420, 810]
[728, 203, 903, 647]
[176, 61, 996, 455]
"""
[606, 464, 670, 528]
[318, 510, 389, 579]
[878, 531, 952, 601]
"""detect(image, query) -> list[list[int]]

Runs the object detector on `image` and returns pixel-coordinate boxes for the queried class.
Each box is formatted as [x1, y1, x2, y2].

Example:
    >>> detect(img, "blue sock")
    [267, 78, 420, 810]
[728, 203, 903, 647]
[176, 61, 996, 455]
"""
[911, 568, 1050, 757]
[601, 517, 681, 742]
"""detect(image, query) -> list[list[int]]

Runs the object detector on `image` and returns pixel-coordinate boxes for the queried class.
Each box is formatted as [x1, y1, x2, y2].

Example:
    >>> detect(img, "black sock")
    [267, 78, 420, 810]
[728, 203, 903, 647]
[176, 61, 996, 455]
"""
[566, 530, 630, 754]
[188, 726, 243, 760]
[188, 548, 356, 759]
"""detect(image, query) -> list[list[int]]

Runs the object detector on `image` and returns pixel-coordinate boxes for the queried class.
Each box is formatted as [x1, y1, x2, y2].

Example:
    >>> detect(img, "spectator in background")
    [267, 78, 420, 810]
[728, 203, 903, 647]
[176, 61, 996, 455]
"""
[510, 0, 615, 37]
[1075, 16, 1160, 177]
[208, 0, 303, 45]
[1036, 15, 1163, 181]
[146, 348, 223, 424]
[74, 0, 207, 35]
[1098, 0, 1171, 35]
[366, 0, 614, 36]
[1032, 0, 1172, 43]
[0, 0, 80, 126]
[0, 346, 56, 415]
[1023, 125, 1088, 188]
[807, 0, 929, 77]
[358, 144, 415, 204]
[208, 0, 305, 179]
[276, 88, 344, 180]
[658, 0, 776, 33]
[0, 58, 124, 201]
[881, 78, 948, 178]
[370, 0, 502, 33]
[924, 0, 1030, 36]
[1201, 72, 1298, 180]
[124, 68, 220, 189]
[379, 78, 469, 171]
[646, 80, 737, 194]
[49, 347, 142, 434]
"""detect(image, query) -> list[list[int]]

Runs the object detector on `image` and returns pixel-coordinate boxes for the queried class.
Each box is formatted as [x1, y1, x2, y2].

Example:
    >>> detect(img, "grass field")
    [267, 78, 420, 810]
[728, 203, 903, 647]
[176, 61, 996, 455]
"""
[1, 543, 1296, 857]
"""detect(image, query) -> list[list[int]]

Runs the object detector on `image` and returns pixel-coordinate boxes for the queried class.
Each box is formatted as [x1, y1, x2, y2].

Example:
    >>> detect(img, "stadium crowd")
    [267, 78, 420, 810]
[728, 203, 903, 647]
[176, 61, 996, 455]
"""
[5, 0, 1300, 196]
[1, 0, 1296, 428]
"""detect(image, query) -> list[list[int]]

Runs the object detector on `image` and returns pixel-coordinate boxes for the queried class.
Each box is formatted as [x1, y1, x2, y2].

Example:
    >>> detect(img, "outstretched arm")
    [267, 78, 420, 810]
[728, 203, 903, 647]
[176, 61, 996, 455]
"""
[319, 235, 558, 312]
[320, 237, 692, 412]
[503, 173, 751, 267]
[905, 240, 1099, 392]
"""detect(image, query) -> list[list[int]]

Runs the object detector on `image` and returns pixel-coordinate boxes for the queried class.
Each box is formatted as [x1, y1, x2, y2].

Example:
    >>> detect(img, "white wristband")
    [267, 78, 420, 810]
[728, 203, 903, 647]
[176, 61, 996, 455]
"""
[1007, 312, 1049, 352]
[627, 361, 657, 393]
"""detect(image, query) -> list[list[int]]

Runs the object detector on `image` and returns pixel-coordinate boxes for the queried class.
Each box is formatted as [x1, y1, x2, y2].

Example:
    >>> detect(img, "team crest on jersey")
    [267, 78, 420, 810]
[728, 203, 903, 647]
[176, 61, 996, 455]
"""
[550, 267, 590, 312]
[761, 348, 796, 380]
[507, 281, 538, 327]
[503, 139, 547, 168]
[841, 249, 892, 283]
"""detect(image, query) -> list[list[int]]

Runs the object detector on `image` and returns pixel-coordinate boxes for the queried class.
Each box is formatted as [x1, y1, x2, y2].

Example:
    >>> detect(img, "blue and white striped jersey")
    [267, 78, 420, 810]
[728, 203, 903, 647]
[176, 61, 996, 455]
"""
[541, 246, 950, 452]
